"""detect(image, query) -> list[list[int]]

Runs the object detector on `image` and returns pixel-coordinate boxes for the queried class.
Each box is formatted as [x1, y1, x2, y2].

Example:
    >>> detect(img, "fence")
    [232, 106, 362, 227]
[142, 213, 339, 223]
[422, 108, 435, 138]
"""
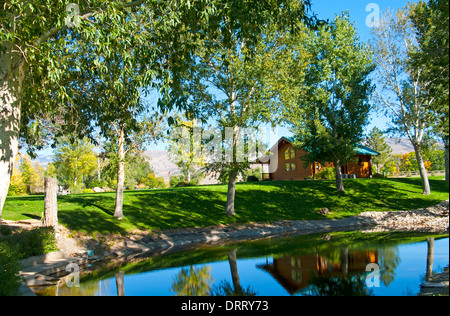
[391, 170, 445, 177]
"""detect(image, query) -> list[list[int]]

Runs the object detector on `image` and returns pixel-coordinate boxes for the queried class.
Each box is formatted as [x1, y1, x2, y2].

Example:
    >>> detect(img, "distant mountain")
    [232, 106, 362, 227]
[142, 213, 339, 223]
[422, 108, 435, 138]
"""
[29, 138, 443, 183]
[143, 150, 181, 181]
[384, 137, 415, 155]
[29, 154, 53, 168]
[383, 137, 444, 155]
[143, 150, 220, 184]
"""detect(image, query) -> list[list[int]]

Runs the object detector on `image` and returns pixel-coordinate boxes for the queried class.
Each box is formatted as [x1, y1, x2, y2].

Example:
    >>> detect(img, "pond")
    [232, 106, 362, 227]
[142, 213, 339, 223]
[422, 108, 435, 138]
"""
[44, 231, 449, 296]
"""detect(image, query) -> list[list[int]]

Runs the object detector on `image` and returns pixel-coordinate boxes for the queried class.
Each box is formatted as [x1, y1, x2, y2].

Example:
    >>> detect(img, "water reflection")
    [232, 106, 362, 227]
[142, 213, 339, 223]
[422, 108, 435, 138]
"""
[46, 232, 448, 296]
[258, 247, 379, 295]
[171, 265, 213, 296]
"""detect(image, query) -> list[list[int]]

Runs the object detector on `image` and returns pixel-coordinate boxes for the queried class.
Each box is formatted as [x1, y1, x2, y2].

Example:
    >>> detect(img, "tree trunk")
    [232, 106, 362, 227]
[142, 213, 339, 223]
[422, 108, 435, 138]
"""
[444, 136, 449, 181]
[227, 248, 242, 294]
[115, 271, 125, 296]
[114, 128, 125, 219]
[335, 160, 345, 192]
[413, 143, 431, 195]
[186, 168, 191, 183]
[44, 177, 58, 232]
[426, 237, 434, 281]
[225, 170, 237, 216]
[0, 51, 25, 222]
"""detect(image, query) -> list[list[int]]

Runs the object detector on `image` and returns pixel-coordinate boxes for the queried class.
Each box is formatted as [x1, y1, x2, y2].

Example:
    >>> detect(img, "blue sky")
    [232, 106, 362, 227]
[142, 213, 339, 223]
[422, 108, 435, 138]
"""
[307, 0, 418, 134]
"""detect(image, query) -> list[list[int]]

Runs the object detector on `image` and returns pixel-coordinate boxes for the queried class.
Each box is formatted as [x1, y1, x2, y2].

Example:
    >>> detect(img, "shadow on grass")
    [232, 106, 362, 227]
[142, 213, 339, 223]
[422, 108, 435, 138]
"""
[126, 188, 230, 230]
[5, 177, 448, 235]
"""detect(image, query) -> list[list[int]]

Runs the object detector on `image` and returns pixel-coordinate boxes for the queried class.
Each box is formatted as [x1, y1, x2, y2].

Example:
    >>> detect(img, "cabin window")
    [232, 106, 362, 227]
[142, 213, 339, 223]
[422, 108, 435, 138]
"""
[359, 157, 363, 166]
[285, 148, 295, 160]
[285, 163, 296, 172]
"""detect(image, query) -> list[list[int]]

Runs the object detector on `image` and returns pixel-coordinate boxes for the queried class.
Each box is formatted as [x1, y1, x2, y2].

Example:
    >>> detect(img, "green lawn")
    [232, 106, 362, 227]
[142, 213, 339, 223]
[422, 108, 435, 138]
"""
[2, 177, 449, 235]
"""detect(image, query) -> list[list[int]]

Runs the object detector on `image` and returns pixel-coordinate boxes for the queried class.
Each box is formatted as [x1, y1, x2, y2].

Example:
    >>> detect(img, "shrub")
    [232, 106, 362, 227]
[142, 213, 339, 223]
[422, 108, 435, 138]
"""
[314, 167, 335, 180]
[82, 188, 94, 194]
[246, 175, 259, 182]
[88, 180, 108, 189]
[175, 181, 196, 187]
[69, 183, 83, 194]
[0, 227, 58, 259]
[372, 173, 386, 179]
[0, 243, 22, 296]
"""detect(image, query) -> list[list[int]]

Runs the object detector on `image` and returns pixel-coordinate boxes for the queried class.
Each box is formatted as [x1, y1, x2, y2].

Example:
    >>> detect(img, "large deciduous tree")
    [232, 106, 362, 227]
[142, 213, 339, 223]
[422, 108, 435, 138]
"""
[285, 13, 375, 192]
[369, 7, 440, 195]
[409, 0, 449, 181]
[0, 0, 151, 220]
[162, 1, 317, 216]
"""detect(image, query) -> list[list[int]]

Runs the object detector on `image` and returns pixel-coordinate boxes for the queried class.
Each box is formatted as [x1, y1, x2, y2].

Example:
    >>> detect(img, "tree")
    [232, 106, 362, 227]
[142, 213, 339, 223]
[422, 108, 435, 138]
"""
[173, 2, 317, 216]
[369, 7, 438, 194]
[286, 13, 375, 192]
[53, 137, 97, 192]
[366, 127, 393, 174]
[0, 1, 142, 219]
[409, 0, 449, 180]
[168, 117, 205, 183]
[7, 156, 27, 196]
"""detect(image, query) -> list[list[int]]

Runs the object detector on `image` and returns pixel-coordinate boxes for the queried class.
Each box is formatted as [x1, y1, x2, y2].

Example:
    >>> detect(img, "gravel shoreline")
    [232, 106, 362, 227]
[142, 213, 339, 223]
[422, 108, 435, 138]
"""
[59, 200, 449, 259]
[358, 200, 449, 234]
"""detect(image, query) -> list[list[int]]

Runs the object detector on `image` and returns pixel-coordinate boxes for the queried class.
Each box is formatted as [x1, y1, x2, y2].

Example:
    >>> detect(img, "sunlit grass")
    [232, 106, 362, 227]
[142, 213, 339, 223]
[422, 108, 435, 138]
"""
[3, 177, 448, 234]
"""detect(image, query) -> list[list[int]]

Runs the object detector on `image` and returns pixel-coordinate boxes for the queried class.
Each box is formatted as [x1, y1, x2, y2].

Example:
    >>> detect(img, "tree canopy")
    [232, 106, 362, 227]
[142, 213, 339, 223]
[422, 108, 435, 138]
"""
[286, 13, 375, 192]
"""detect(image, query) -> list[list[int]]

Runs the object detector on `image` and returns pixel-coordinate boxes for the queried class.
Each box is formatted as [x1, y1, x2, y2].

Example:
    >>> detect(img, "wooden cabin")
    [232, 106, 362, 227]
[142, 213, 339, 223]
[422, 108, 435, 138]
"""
[258, 137, 380, 181]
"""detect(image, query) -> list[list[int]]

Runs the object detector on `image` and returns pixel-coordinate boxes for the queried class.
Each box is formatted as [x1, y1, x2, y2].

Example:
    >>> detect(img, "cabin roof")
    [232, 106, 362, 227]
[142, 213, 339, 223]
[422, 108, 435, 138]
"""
[271, 137, 380, 156]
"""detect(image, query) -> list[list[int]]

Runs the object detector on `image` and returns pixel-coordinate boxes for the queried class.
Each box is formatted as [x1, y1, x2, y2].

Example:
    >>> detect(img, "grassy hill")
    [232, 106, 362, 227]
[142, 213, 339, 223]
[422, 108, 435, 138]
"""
[2, 177, 448, 235]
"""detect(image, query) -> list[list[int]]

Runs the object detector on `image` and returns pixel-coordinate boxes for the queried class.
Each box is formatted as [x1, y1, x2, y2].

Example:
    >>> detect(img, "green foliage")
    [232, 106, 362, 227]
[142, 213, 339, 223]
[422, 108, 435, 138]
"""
[0, 227, 58, 259]
[141, 173, 166, 189]
[88, 180, 108, 189]
[170, 175, 185, 188]
[7, 170, 27, 197]
[286, 13, 375, 190]
[366, 127, 393, 173]
[0, 243, 22, 296]
[313, 167, 335, 180]
[125, 154, 155, 188]
[409, 0, 449, 138]
[369, 5, 440, 194]
[243, 167, 261, 182]
[246, 176, 259, 182]
[53, 137, 97, 188]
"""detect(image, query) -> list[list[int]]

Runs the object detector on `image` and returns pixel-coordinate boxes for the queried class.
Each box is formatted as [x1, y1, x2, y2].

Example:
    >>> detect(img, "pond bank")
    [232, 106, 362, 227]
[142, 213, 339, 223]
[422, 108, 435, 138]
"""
[17, 200, 449, 296]
[61, 200, 449, 259]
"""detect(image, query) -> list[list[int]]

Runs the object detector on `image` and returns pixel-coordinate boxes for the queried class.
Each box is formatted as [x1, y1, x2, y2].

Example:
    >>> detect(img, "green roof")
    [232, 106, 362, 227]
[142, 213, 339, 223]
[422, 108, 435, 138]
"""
[354, 144, 380, 156]
[274, 137, 380, 156]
